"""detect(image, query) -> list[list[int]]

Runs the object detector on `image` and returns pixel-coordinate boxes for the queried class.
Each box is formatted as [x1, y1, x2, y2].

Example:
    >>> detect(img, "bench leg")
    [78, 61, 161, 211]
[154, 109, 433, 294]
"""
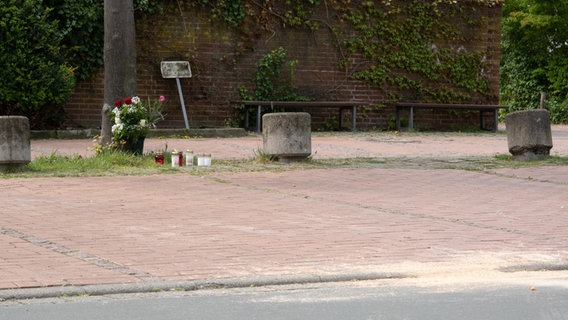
[396, 107, 401, 130]
[479, 110, 499, 132]
[256, 105, 261, 133]
[352, 106, 356, 131]
[408, 107, 414, 131]
[339, 108, 344, 130]
[397, 106, 414, 131]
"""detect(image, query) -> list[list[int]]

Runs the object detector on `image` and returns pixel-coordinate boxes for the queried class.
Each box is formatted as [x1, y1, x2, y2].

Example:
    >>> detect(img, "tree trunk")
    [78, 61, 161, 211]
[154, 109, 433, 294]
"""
[101, 0, 137, 145]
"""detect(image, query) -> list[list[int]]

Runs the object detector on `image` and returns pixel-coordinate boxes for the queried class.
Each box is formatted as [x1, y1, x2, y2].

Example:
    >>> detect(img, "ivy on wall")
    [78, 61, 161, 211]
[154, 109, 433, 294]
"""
[189, 0, 500, 103]
[336, 0, 492, 102]
[57, 0, 501, 104]
[234, 47, 308, 126]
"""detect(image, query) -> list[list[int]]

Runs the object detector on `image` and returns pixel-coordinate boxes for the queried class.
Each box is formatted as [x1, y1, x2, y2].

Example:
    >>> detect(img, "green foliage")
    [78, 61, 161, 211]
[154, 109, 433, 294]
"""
[0, 0, 75, 128]
[253, 148, 277, 164]
[238, 47, 308, 102]
[339, 0, 490, 103]
[202, 0, 496, 104]
[545, 97, 568, 124]
[197, 0, 246, 26]
[106, 96, 166, 142]
[25, 151, 160, 177]
[249, 47, 306, 101]
[43, 0, 161, 80]
[281, 0, 321, 29]
[0, 0, 166, 128]
[500, 0, 568, 122]
[43, 0, 104, 80]
[134, 0, 165, 14]
[235, 47, 308, 126]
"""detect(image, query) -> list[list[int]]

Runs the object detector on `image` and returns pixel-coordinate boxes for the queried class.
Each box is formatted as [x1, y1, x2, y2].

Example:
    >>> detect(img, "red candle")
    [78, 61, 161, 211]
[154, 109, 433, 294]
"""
[155, 153, 164, 165]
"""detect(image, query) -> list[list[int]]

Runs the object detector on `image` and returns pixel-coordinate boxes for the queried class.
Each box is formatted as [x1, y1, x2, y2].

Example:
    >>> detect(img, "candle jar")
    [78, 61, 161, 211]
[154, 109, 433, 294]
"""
[155, 153, 164, 165]
[204, 154, 212, 166]
[171, 152, 180, 168]
[198, 154, 212, 166]
[185, 150, 194, 166]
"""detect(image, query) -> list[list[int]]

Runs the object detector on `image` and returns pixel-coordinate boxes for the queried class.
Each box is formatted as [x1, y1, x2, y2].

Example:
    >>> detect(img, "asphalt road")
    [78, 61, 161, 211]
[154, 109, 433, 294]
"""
[2, 274, 568, 320]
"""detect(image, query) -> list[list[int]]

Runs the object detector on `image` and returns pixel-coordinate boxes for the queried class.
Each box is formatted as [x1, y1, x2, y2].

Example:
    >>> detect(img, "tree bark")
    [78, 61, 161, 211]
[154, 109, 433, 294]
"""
[101, 0, 137, 145]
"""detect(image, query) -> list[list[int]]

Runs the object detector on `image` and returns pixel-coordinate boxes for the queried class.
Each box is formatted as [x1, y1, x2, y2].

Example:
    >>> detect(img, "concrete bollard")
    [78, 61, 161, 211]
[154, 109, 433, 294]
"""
[0, 116, 31, 170]
[262, 112, 311, 163]
[505, 109, 553, 160]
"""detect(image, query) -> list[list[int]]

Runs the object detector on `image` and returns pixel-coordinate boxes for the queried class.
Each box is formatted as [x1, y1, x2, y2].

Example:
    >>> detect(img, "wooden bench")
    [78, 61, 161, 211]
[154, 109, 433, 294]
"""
[388, 102, 508, 132]
[233, 101, 362, 133]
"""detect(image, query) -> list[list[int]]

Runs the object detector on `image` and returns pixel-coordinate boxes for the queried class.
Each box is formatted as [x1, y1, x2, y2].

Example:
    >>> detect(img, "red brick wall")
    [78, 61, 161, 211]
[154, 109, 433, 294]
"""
[64, 2, 502, 131]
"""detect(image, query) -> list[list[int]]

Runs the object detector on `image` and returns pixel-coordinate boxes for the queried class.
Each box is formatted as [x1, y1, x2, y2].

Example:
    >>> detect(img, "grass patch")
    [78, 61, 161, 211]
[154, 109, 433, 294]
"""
[253, 148, 278, 164]
[1, 151, 568, 179]
[488, 154, 568, 169]
[2, 151, 167, 178]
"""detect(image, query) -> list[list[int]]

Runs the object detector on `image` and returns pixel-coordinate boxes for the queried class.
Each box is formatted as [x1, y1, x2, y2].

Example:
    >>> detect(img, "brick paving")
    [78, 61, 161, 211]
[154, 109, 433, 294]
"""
[1, 126, 568, 291]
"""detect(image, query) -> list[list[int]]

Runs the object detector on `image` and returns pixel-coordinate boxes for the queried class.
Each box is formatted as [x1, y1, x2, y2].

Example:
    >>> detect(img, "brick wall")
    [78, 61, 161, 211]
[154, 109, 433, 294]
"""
[64, 2, 502, 131]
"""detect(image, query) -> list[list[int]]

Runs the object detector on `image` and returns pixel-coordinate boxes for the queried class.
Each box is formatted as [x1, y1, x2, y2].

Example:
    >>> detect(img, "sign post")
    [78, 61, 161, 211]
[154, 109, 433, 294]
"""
[160, 61, 192, 129]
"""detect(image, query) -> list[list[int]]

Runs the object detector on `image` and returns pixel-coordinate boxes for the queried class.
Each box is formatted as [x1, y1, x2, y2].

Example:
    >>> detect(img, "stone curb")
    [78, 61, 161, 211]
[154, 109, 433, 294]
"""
[0, 272, 407, 300]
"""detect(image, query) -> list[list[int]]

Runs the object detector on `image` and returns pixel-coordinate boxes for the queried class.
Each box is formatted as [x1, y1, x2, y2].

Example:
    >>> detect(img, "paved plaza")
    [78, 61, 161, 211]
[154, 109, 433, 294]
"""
[1, 126, 568, 298]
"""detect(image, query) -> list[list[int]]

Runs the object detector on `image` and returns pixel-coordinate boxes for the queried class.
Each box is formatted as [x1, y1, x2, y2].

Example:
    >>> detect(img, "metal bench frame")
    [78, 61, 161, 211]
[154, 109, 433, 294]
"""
[390, 102, 508, 132]
[233, 101, 361, 133]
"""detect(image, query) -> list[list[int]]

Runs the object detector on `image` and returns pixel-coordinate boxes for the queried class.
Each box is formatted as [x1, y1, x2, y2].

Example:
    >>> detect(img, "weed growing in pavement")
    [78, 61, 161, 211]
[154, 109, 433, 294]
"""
[1, 151, 568, 179]
[253, 148, 277, 164]
[489, 154, 568, 168]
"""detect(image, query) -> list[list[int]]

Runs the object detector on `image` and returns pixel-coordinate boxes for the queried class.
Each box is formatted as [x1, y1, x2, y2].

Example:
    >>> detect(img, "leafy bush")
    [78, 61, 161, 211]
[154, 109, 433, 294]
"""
[43, 0, 159, 81]
[0, 0, 75, 129]
[247, 47, 307, 102]
[43, 0, 104, 81]
[235, 47, 309, 126]
[500, 0, 568, 123]
[546, 97, 568, 124]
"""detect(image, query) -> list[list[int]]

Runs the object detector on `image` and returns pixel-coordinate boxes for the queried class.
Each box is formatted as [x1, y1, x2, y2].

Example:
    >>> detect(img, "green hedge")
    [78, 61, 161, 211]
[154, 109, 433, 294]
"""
[0, 0, 75, 129]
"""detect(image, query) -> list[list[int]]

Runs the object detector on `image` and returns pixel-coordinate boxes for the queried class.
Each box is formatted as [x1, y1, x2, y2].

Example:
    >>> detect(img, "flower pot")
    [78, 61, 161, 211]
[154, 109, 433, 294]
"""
[121, 136, 145, 155]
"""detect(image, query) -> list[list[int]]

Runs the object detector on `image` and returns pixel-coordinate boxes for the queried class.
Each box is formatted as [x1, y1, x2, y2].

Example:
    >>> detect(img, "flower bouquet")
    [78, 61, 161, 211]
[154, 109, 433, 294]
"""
[106, 95, 166, 154]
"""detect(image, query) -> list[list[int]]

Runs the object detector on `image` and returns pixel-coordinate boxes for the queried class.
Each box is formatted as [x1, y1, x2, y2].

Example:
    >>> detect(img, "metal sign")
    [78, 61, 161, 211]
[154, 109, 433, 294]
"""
[161, 61, 192, 129]
[160, 61, 192, 78]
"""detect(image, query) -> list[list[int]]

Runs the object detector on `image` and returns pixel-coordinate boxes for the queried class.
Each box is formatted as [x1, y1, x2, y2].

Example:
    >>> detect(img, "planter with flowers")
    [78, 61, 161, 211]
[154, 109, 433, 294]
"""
[107, 95, 166, 155]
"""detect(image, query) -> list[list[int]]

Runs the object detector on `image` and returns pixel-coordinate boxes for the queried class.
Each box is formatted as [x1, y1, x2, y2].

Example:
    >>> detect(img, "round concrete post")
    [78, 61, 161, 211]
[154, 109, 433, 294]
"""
[505, 109, 553, 160]
[0, 116, 31, 170]
[262, 112, 311, 163]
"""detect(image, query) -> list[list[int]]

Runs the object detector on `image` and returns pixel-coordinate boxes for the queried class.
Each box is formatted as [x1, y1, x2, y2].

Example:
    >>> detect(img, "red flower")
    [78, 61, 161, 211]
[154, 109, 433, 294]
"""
[124, 97, 132, 105]
[114, 99, 122, 107]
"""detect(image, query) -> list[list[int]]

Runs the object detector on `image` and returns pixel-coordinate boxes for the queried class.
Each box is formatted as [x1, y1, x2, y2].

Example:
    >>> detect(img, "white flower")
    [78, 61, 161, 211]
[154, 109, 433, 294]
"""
[139, 119, 147, 127]
[111, 123, 124, 133]
[132, 96, 141, 104]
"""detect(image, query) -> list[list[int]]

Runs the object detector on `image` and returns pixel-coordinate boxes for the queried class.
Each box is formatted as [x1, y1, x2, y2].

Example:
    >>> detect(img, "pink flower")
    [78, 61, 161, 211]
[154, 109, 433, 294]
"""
[159, 95, 166, 102]
[124, 97, 132, 105]
[114, 99, 122, 107]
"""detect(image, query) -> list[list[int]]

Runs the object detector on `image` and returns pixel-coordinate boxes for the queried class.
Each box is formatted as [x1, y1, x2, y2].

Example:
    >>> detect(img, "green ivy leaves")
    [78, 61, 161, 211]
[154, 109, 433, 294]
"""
[340, 0, 490, 103]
